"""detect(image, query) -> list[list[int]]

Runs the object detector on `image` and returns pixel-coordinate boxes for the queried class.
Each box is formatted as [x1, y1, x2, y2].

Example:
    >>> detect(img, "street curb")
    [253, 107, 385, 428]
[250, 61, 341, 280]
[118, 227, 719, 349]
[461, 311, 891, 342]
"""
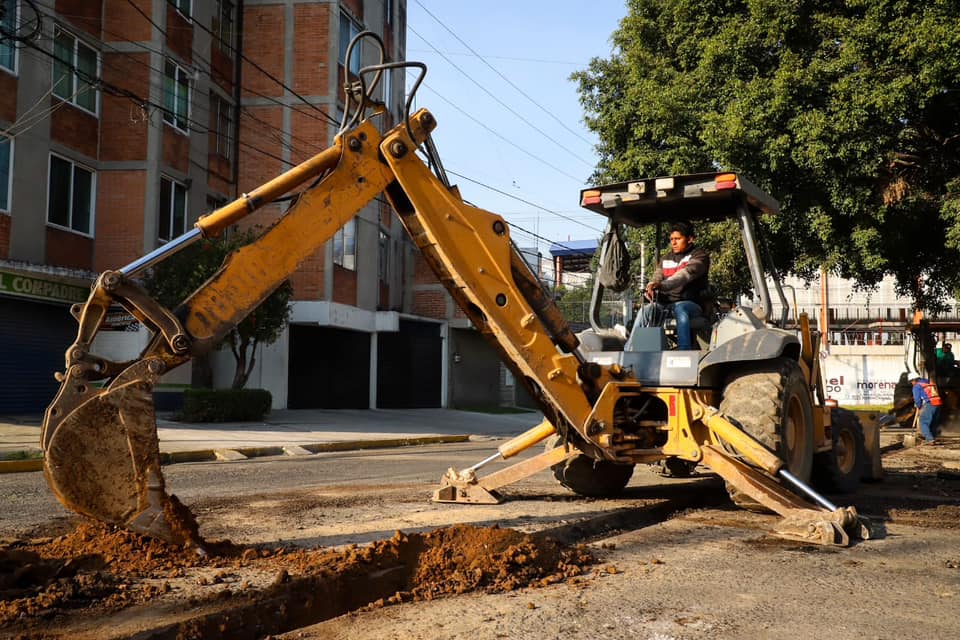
[0, 435, 472, 474]
[0, 458, 43, 474]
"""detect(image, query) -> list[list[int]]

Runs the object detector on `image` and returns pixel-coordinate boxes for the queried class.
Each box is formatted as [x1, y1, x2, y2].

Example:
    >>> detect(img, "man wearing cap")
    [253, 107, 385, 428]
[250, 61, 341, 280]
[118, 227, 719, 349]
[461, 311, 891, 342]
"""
[639, 221, 710, 351]
[909, 373, 942, 444]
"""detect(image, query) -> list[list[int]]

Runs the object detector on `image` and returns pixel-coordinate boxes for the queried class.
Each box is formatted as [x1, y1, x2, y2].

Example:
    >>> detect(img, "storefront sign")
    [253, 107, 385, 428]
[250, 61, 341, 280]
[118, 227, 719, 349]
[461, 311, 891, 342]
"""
[0, 270, 89, 304]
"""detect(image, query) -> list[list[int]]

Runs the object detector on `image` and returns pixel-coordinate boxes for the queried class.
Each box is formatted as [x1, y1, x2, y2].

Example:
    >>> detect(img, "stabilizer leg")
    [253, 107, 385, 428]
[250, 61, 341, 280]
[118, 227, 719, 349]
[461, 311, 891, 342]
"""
[433, 441, 579, 504]
[700, 445, 878, 546]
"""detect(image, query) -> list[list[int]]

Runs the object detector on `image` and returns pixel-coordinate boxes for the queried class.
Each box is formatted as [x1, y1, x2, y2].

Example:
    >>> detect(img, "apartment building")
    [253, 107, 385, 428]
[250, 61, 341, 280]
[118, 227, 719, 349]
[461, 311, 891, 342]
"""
[0, 0, 505, 413]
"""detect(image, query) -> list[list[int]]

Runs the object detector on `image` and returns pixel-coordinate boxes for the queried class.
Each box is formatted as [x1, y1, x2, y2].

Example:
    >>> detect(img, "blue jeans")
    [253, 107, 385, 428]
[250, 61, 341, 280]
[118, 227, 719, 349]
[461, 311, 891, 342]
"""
[639, 300, 702, 350]
[918, 403, 940, 441]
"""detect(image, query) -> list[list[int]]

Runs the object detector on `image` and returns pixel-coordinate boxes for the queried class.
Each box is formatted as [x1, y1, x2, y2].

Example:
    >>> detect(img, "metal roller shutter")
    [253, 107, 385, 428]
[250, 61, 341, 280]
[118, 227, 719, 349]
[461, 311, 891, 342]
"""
[0, 298, 76, 414]
[287, 325, 371, 409]
[377, 320, 441, 408]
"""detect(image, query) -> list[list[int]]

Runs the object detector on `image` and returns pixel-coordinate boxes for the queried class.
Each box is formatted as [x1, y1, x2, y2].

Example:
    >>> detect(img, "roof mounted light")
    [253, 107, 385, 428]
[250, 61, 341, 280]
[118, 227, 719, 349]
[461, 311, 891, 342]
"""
[715, 173, 737, 190]
[581, 189, 601, 206]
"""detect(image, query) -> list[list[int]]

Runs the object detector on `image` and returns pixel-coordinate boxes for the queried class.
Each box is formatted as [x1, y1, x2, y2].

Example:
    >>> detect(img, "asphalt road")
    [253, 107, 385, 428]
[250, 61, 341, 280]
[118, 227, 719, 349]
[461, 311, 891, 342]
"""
[0, 441, 540, 540]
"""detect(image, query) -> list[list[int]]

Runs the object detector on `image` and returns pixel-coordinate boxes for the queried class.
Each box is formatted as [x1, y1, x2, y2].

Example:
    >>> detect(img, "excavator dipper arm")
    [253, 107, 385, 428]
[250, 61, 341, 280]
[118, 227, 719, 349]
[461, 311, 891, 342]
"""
[42, 118, 400, 544]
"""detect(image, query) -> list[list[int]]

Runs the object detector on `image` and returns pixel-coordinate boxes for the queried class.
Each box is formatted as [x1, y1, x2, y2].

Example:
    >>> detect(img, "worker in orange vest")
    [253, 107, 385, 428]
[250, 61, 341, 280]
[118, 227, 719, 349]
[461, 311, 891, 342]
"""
[909, 373, 942, 444]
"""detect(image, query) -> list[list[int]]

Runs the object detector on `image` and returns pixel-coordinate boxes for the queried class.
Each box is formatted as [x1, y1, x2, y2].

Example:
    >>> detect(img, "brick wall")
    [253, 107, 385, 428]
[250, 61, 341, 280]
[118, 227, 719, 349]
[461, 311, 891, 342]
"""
[290, 109, 329, 161]
[46, 227, 93, 270]
[242, 5, 284, 98]
[94, 170, 145, 270]
[238, 106, 282, 188]
[413, 252, 436, 284]
[293, 4, 330, 96]
[412, 289, 446, 320]
[51, 104, 98, 159]
[56, 0, 101, 37]
[0, 213, 9, 259]
[206, 155, 233, 195]
[100, 52, 150, 161]
[210, 47, 234, 94]
[165, 4, 193, 64]
[290, 247, 324, 300]
[379, 281, 389, 310]
[0, 73, 16, 124]
[332, 265, 357, 305]
[342, 0, 363, 20]
[162, 126, 189, 173]
[104, 0, 151, 42]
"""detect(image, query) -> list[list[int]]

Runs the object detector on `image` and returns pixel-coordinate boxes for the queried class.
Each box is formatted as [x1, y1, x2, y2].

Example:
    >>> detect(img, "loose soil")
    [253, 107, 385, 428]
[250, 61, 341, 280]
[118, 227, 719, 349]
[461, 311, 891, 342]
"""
[0, 521, 595, 639]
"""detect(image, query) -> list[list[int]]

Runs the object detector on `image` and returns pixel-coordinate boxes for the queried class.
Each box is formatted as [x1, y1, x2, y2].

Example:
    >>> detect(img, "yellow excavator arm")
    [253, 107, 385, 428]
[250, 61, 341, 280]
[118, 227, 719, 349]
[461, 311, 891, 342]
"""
[40, 107, 607, 544]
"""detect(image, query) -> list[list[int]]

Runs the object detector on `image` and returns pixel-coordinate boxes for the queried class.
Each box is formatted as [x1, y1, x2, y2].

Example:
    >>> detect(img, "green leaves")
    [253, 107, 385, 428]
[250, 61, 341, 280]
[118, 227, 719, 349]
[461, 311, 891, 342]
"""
[143, 227, 293, 389]
[577, 0, 960, 308]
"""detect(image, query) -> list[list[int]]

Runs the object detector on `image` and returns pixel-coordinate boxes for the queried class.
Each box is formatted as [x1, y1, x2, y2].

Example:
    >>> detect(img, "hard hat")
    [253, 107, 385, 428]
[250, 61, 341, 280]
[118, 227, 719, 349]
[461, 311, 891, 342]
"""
[907, 372, 920, 382]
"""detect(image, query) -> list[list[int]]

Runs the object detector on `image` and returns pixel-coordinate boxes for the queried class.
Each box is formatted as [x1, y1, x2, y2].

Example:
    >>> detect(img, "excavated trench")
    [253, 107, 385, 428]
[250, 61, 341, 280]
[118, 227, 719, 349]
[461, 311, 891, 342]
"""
[0, 520, 596, 639]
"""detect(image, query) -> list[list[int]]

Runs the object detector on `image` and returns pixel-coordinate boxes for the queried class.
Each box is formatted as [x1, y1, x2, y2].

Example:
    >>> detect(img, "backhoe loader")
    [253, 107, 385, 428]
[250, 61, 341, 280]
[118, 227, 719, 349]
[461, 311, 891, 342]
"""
[41, 34, 877, 549]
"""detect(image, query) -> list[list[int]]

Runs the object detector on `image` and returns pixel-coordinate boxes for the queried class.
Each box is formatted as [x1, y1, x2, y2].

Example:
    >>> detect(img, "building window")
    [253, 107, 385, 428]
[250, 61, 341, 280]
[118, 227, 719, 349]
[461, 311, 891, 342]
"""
[381, 67, 391, 110]
[159, 177, 188, 243]
[332, 217, 356, 270]
[338, 11, 362, 76]
[378, 229, 389, 280]
[0, 0, 17, 73]
[163, 59, 191, 132]
[48, 155, 95, 235]
[53, 27, 98, 114]
[212, 0, 234, 53]
[171, 0, 190, 18]
[210, 93, 232, 160]
[0, 135, 11, 211]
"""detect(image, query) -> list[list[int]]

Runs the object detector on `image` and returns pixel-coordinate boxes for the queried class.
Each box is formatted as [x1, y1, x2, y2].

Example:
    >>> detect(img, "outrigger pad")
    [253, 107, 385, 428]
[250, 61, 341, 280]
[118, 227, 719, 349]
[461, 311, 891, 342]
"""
[432, 468, 503, 504]
[772, 507, 881, 547]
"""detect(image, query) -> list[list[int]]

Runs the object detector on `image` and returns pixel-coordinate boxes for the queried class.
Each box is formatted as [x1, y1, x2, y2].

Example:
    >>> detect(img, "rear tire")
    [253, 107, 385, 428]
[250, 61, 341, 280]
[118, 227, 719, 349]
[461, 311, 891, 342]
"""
[812, 408, 865, 493]
[719, 358, 815, 512]
[545, 435, 634, 498]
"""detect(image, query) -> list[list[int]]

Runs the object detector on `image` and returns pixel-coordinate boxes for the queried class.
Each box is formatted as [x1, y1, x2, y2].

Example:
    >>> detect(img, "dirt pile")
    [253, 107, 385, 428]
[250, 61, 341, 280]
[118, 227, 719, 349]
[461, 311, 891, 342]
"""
[1, 522, 595, 638]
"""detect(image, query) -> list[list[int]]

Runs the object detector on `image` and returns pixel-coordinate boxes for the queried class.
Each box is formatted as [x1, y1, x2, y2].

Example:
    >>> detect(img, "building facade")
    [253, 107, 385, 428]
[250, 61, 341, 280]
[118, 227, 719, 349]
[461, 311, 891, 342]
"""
[0, 0, 506, 413]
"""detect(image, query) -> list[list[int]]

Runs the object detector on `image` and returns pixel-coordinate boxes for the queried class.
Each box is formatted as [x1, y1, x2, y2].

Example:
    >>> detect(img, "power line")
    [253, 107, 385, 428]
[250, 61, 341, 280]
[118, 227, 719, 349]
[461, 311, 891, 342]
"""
[444, 168, 603, 234]
[43, 8, 334, 164]
[36, 5, 596, 258]
[408, 24, 594, 169]
[14, 35, 305, 171]
[155, 0, 341, 128]
[412, 74, 585, 183]
[412, 1, 595, 148]
[406, 49, 582, 66]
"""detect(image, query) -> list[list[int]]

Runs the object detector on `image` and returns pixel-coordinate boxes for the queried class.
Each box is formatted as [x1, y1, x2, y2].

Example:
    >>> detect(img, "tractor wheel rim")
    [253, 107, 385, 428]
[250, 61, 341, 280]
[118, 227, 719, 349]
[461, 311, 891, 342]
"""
[785, 395, 802, 467]
[836, 430, 856, 474]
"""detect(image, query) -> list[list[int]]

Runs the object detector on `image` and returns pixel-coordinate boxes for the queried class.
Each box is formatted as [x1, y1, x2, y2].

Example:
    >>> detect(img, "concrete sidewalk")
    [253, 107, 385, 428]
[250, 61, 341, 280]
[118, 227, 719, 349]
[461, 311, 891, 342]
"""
[0, 408, 544, 473]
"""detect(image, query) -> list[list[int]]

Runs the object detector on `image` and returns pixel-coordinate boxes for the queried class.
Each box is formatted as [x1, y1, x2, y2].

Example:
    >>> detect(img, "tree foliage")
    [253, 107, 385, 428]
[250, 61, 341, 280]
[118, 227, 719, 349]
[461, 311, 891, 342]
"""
[143, 228, 293, 389]
[575, 0, 960, 310]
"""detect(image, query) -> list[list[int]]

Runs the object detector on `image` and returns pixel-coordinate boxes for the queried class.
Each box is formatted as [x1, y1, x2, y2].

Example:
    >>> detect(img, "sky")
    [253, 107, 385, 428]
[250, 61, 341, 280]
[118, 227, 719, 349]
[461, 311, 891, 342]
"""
[403, 1, 628, 256]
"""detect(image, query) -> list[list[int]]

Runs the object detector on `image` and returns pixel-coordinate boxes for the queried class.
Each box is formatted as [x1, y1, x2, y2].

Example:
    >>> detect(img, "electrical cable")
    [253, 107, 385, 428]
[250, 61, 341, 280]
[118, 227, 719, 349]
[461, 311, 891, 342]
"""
[409, 72, 585, 183]
[28, 11, 598, 262]
[407, 23, 594, 169]
[156, 0, 341, 127]
[412, 0, 594, 147]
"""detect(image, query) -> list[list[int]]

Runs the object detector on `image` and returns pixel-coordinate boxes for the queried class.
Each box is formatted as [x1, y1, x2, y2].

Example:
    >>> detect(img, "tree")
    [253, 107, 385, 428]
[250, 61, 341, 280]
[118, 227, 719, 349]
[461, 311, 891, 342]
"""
[575, 0, 960, 310]
[143, 227, 293, 389]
